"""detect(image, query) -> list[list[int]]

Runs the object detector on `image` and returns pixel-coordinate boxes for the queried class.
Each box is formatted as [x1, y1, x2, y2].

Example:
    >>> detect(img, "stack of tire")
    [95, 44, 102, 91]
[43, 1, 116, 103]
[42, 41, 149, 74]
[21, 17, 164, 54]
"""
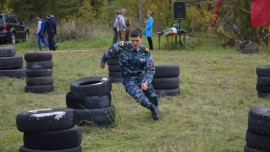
[107, 56, 121, 83]
[244, 107, 270, 152]
[152, 65, 180, 97]
[24, 52, 54, 93]
[0, 46, 26, 78]
[16, 108, 82, 152]
[66, 76, 116, 127]
[256, 65, 270, 97]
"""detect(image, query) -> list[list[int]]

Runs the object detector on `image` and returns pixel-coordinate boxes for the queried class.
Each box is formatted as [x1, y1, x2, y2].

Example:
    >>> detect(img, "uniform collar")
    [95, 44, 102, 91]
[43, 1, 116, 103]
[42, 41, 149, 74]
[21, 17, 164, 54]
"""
[132, 46, 140, 52]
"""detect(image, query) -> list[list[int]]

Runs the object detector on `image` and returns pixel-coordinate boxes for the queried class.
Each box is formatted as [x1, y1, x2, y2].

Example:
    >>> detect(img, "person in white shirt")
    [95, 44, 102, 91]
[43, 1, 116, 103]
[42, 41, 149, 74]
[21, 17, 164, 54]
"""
[36, 15, 49, 51]
[114, 11, 126, 41]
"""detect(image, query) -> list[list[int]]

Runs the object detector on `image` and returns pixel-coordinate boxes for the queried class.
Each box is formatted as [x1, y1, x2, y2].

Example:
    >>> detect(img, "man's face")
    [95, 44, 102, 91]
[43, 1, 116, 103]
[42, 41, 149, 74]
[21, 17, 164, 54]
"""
[131, 36, 143, 49]
[36, 17, 40, 20]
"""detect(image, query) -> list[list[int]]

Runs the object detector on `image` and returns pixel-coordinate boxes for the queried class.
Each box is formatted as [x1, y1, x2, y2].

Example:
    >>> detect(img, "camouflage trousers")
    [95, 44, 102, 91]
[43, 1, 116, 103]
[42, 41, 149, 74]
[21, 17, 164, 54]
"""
[122, 75, 158, 108]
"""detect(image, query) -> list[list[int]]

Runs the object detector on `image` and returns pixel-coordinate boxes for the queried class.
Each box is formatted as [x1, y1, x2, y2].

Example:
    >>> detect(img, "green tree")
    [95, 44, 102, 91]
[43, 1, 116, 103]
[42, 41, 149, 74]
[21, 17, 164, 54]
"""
[79, 0, 95, 22]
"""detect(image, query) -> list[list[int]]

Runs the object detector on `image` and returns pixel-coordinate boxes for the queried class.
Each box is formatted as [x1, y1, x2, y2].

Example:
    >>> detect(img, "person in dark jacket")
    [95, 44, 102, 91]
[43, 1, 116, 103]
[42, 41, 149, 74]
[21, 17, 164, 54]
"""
[44, 12, 57, 51]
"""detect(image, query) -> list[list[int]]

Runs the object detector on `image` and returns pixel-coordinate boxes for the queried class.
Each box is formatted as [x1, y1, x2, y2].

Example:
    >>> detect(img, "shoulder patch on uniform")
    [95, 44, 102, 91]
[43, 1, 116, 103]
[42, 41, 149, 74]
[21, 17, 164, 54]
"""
[119, 42, 128, 47]
[142, 46, 150, 53]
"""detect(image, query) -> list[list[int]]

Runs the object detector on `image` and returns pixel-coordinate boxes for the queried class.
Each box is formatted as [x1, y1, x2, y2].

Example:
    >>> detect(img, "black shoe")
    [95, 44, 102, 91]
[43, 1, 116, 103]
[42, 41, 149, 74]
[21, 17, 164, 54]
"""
[53, 45, 57, 51]
[149, 103, 159, 120]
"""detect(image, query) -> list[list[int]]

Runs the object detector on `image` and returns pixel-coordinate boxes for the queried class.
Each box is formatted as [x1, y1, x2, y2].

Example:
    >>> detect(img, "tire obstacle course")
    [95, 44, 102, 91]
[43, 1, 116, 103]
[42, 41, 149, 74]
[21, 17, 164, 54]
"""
[67, 76, 116, 127]
[107, 55, 121, 83]
[16, 108, 82, 152]
[244, 107, 270, 152]
[153, 65, 180, 97]
[256, 65, 270, 97]
[0, 46, 26, 78]
[24, 52, 54, 93]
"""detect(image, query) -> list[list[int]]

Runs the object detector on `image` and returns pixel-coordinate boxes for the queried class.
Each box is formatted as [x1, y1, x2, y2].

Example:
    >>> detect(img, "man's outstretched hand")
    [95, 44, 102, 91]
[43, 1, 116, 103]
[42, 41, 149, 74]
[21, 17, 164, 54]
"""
[100, 63, 105, 69]
[141, 82, 148, 91]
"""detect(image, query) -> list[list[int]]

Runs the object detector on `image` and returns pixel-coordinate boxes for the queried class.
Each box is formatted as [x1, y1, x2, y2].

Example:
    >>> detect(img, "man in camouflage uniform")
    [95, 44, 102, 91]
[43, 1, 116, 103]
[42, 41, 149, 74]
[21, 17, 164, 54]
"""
[100, 29, 159, 120]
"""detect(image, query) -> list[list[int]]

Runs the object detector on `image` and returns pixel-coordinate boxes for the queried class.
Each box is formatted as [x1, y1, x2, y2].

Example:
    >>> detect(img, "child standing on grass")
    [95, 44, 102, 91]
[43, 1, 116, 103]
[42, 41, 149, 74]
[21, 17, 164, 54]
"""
[36, 15, 49, 51]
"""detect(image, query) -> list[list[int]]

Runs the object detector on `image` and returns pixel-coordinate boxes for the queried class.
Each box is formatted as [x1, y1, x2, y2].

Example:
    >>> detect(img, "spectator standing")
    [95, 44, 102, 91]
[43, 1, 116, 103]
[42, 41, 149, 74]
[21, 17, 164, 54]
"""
[114, 10, 126, 41]
[144, 11, 154, 50]
[122, 9, 131, 41]
[44, 12, 57, 51]
[36, 15, 49, 51]
[113, 10, 121, 44]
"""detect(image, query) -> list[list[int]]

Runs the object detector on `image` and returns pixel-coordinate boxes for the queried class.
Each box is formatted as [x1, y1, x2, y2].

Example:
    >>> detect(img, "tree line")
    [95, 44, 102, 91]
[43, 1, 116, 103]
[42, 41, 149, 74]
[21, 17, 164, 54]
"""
[1, 0, 266, 44]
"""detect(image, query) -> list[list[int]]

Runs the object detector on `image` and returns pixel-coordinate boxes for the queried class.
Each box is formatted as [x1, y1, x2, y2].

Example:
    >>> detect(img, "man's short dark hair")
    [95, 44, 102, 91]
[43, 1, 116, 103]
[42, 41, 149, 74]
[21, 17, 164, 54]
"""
[46, 11, 51, 17]
[130, 28, 143, 38]
[37, 14, 42, 18]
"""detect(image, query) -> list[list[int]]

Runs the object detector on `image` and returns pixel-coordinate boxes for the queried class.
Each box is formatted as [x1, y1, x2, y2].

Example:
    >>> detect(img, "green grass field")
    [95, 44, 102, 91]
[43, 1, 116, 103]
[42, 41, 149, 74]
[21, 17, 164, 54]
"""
[0, 35, 270, 152]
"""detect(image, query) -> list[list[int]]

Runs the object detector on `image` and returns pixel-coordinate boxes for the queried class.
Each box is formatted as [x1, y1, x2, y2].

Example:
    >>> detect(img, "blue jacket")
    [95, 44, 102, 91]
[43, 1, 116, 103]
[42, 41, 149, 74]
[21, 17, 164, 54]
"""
[37, 19, 45, 35]
[144, 17, 154, 37]
[101, 42, 155, 84]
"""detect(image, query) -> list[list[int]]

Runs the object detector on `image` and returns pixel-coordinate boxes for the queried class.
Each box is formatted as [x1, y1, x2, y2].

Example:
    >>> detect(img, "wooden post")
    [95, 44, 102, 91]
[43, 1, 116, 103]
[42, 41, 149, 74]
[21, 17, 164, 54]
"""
[139, 0, 143, 27]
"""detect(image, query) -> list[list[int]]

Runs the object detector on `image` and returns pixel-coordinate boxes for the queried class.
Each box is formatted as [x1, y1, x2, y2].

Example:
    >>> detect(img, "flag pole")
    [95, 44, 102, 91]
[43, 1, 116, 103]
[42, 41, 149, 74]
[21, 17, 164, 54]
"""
[268, 25, 270, 54]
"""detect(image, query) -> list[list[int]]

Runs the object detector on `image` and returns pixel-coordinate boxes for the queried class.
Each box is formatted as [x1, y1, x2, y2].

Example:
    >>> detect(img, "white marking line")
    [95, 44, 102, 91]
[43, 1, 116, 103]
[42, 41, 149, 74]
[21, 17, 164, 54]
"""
[28, 108, 52, 113]
[31, 111, 66, 120]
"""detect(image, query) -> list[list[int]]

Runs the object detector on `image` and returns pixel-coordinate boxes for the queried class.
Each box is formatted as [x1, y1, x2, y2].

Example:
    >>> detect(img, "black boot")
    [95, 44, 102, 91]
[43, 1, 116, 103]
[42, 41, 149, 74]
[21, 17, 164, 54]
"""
[149, 103, 159, 120]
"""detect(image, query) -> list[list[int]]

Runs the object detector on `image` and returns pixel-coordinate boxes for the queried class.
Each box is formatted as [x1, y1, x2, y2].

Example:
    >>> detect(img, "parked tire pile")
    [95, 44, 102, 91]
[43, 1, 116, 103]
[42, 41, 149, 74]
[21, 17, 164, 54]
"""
[67, 76, 116, 127]
[24, 52, 54, 93]
[107, 55, 121, 83]
[152, 65, 180, 97]
[16, 108, 82, 152]
[244, 107, 270, 152]
[0, 46, 26, 78]
[256, 65, 270, 97]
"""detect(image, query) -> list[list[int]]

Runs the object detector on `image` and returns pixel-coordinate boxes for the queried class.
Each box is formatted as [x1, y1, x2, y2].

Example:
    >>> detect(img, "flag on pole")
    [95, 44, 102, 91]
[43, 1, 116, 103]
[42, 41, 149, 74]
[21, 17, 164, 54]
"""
[210, 0, 222, 27]
[251, 0, 270, 27]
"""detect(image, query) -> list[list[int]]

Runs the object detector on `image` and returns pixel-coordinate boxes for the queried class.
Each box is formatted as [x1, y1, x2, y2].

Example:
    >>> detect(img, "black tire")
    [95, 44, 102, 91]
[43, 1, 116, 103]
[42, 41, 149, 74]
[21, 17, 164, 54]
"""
[154, 65, 180, 78]
[24, 126, 82, 150]
[19, 146, 82, 152]
[109, 78, 122, 83]
[0, 68, 26, 78]
[258, 93, 270, 98]
[256, 84, 270, 93]
[248, 107, 270, 135]
[25, 85, 54, 93]
[155, 88, 180, 97]
[70, 77, 111, 97]
[246, 130, 270, 151]
[0, 56, 23, 69]
[0, 46, 16, 57]
[26, 69, 52, 78]
[24, 52, 52, 62]
[10, 32, 16, 44]
[108, 65, 120, 72]
[152, 77, 179, 89]
[16, 108, 74, 133]
[256, 66, 270, 77]
[257, 77, 270, 86]
[73, 106, 115, 127]
[107, 58, 119, 66]
[26, 77, 54, 86]
[244, 145, 268, 152]
[109, 72, 121, 78]
[26, 61, 53, 70]
[66, 92, 111, 109]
